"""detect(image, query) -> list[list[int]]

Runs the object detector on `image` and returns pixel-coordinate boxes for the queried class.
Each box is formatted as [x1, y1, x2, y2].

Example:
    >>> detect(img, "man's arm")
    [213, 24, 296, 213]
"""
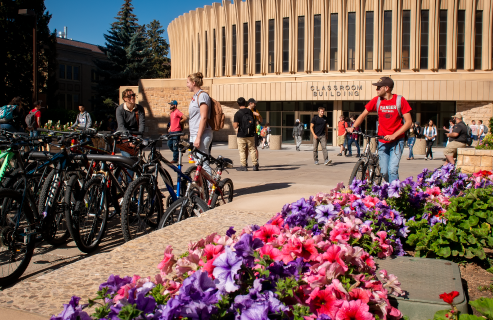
[233, 122, 239, 129]
[385, 113, 413, 141]
[347, 109, 370, 133]
[86, 113, 93, 128]
[70, 116, 79, 129]
[310, 123, 317, 139]
[179, 114, 188, 124]
[479, 126, 484, 136]
[36, 114, 41, 128]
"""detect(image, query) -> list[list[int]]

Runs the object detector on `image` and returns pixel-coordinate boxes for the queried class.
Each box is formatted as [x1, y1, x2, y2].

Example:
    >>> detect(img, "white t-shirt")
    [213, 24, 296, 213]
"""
[479, 124, 486, 136]
[188, 90, 212, 136]
[470, 124, 478, 136]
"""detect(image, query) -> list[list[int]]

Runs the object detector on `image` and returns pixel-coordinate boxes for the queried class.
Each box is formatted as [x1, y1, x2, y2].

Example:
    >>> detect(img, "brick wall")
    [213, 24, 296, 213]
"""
[456, 148, 493, 174]
[456, 102, 493, 127]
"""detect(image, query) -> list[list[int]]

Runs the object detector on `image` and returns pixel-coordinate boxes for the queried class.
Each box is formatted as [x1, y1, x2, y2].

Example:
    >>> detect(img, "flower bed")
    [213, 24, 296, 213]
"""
[51, 165, 493, 320]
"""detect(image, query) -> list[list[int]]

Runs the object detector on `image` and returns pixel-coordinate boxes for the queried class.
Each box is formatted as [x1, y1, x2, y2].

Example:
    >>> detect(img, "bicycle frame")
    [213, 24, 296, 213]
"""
[0, 149, 16, 182]
[191, 155, 225, 207]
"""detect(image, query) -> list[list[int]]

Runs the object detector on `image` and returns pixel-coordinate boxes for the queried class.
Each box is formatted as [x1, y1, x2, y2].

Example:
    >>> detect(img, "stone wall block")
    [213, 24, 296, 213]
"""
[459, 149, 475, 155]
[463, 155, 481, 167]
[459, 166, 475, 174]
[475, 150, 492, 156]
[481, 156, 493, 167]
[456, 155, 464, 165]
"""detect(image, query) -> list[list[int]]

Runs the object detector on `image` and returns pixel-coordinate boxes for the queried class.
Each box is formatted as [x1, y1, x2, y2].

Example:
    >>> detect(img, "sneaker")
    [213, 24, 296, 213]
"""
[315, 161, 319, 165]
[324, 160, 333, 166]
[253, 164, 259, 171]
[170, 160, 178, 164]
[337, 153, 342, 156]
[346, 154, 352, 157]
[237, 166, 248, 171]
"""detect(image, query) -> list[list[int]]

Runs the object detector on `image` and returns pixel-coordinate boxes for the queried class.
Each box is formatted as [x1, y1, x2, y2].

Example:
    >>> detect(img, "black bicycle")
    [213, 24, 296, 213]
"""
[348, 132, 384, 186]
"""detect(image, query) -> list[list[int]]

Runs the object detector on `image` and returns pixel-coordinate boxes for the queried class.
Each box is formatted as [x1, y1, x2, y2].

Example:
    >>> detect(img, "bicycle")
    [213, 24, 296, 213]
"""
[348, 132, 384, 186]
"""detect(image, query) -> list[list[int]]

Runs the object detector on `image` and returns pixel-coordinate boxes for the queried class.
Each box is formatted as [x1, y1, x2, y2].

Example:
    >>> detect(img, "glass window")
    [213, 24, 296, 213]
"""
[347, 12, 356, 70]
[383, 11, 392, 70]
[213, 29, 216, 76]
[59, 64, 65, 79]
[58, 94, 65, 108]
[457, 11, 465, 69]
[282, 18, 289, 72]
[420, 10, 429, 69]
[73, 94, 79, 106]
[256, 102, 267, 111]
[282, 128, 294, 142]
[74, 66, 80, 81]
[205, 31, 208, 76]
[66, 93, 72, 109]
[268, 19, 275, 73]
[298, 16, 305, 72]
[365, 12, 374, 70]
[402, 10, 410, 69]
[330, 13, 338, 71]
[270, 112, 282, 126]
[66, 65, 72, 80]
[282, 112, 295, 126]
[271, 102, 282, 111]
[255, 21, 261, 74]
[438, 10, 447, 69]
[475, 11, 482, 70]
[243, 23, 248, 75]
[283, 101, 295, 111]
[198, 33, 201, 72]
[232, 25, 237, 75]
[222, 27, 226, 76]
[313, 15, 321, 71]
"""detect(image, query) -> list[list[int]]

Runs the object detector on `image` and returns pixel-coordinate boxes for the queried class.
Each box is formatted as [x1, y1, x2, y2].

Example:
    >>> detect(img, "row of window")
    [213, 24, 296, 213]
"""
[59, 64, 80, 80]
[195, 9, 486, 75]
[57, 93, 80, 109]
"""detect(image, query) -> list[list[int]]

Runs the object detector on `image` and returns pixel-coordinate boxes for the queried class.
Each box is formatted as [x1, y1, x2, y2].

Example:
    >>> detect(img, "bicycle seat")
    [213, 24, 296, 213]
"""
[217, 156, 234, 168]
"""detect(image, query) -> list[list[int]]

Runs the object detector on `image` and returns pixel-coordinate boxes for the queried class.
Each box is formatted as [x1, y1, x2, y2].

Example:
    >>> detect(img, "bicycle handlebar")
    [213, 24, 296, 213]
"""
[352, 131, 387, 140]
[179, 140, 233, 169]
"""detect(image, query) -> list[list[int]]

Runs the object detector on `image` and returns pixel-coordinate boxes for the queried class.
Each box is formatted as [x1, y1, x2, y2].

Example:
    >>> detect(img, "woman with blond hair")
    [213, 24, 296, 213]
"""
[187, 72, 213, 175]
[424, 119, 437, 160]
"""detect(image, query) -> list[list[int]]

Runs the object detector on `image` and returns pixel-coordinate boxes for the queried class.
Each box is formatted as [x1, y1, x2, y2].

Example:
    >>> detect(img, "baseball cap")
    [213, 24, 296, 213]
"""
[452, 113, 463, 119]
[372, 77, 394, 87]
[247, 98, 257, 104]
[168, 100, 178, 106]
[296, 119, 300, 122]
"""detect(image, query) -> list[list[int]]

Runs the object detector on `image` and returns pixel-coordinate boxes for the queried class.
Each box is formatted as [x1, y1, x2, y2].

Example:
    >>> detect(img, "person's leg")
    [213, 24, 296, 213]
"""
[196, 132, 213, 177]
[377, 142, 391, 183]
[247, 137, 258, 166]
[320, 136, 328, 162]
[237, 138, 247, 167]
[409, 138, 415, 159]
[425, 140, 431, 158]
[429, 140, 434, 159]
[120, 150, 134, 182]
[355, 138, 360, 156]
[347, 138, 353, 156]
[313, 137, 319, 162]
[388, 139, 405, 182]
[296, 136, 302, 150]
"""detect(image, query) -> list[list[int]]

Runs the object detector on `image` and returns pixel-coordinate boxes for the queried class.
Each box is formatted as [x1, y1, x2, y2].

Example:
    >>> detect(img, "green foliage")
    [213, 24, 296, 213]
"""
[275, 277, 299, 300]
[469, 297, 493, 319]
[145, 20, 170, 79]
[148, 284, 170, 305]
[290, 305, 311, 320]
[406, 187, 493, 261]
[88, 287, 112, 318]
[476, 133, 493, 150]
[118, 304, 143, 320]
[432, 297, 493, 320]
[211, 294, 232, 320]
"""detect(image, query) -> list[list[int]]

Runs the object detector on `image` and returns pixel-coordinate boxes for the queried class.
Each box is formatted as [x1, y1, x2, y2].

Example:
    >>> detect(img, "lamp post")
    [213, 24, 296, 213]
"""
[18, 9, 37, 104]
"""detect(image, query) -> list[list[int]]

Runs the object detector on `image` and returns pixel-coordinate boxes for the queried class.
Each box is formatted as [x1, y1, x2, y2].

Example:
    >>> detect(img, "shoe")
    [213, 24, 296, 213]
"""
[356, 154, 361, 158]
[315, 161, 319, 165]
[324, 160, 332, 166]
[346, 154, 352, 157]
[246, 163, 249, 168]
[425, 158, 428, 160]
[237, 166, 248, 171]
[337, 153, 342, 156]
[170, 160, 178, 164]
[431, 158, 434, 160]
[253, 164, 259, 171]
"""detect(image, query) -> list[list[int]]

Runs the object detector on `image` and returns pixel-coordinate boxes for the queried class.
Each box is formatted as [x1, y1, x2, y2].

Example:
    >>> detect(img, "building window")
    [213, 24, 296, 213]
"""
[67, 65, 73, 80]
[383, 11, 392, 70]
[268, 19, 275, 73]
[59, 64, 65, 79]
[198, 33, 201, 72]
[282, 18, 289, 72]
[475, 10, 482, 70]
[313, 14, 321, 71]
[438, 10, 447, 69]
[420, 10, 429, 69]
[74, 66, 80, 81]
[457, 10, 465, 69]
[347, 12, 356, 70]
[402, 10, 410, 69]
[255, 21, 261, 74]
[330, 13, 338, 71]
[205, 31, 208, 76]
[232, 24, 237, 75]
[297, 16, 304, 72]
[73, 94, 79, 107]
[66, 93, 72, 109]
[222, 27, 226, 76]
[243, 23, 248, 74]
[365, 11, 374, 70]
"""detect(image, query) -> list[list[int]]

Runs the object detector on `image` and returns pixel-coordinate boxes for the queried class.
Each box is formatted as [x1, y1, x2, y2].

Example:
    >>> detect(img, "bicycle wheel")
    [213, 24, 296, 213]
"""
[348, 160, 368, 186]
[371, 163, 383, 186]
[183, 166, 209, 202]
[108, 166, 131, 220]
[158, 195, 209, 229]
[38, 170, 70, 246]
[121, 176, 163, 242]
[210, 178, 234, 209]
[0, 188, 36, 287]
[71, 177, 108, 253]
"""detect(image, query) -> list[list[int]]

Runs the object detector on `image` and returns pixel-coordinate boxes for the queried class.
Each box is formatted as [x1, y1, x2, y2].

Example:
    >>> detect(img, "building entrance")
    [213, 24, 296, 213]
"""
[298, 112, 332, 144]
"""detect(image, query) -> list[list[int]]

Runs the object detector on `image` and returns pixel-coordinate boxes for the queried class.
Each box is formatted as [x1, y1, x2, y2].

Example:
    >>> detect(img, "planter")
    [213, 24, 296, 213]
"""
[228, 135, 238, 149]
[413, 138, 427, 155]
[456, 148, 493, 174]
[270, 135, 282, 150]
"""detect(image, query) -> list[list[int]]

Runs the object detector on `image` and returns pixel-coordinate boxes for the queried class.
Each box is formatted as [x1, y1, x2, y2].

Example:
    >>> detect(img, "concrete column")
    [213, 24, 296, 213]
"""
[270, 135, 282, 150]
[414, 138, 427, 155]
[228, 135, 238, 149]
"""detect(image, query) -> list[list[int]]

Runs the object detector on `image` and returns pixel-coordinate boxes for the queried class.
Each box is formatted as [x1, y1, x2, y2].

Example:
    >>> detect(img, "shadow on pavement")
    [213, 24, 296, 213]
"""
[235, 182, 292, 197]
[258, 166, 300, 171]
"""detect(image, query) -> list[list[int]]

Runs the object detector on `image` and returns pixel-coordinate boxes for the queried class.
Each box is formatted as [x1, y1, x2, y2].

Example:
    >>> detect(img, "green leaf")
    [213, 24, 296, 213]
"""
[118, 304, 143, 320]
[469, 297, 493, 319]
[437, 246, 451, 258]
[467, 235, 477, 244]
[464, 249, 475, 259]
[459, 314, 485, 320]
[432, 310, 450, 320]
[443, 229, 458, 242]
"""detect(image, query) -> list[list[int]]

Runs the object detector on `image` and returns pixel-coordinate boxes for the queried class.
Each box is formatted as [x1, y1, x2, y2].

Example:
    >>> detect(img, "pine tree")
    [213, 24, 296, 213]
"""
[145, 20, 170, 79]
[95, 0, 150, 104]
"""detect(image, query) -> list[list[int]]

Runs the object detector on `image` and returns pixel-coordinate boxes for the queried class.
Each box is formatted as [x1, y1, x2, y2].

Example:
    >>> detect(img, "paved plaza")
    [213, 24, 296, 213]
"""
[0, 143, 445, 319]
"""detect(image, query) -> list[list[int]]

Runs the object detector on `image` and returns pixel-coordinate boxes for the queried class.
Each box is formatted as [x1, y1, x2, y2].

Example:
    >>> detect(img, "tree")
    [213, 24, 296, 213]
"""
[94, 0, 150, 104]
[0, 0, 57, 107]
[145, 20, 170, 79]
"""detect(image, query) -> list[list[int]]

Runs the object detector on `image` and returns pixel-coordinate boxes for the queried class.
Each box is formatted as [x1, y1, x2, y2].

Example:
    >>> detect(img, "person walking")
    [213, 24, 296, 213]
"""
[293, 119, 303, 151]
[406, 122, 417, 160]
[478, 120, 488, 141]
[71, 105, 92, 130]
[0, 96, 25, 132]
[444, 114, 468, 165]
[245, 98, 262, 166]
[310, 107, 332, 165]
[470, 120, 478, 141]
[346, 115, 360, 157]
[336, 115, 347, 156]
[234, 97, 258, 171]
[166, 100, 187, 163]
[443, 119, 455, 146]
[261, 122, 271, 149]
[347, 77, 412, 183]
[26, 100, 42, 138]
[424, 119, 437, 160]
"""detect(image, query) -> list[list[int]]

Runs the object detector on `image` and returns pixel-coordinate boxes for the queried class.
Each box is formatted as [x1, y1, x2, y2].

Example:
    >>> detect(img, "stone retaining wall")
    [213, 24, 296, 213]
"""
[456, 148, 493, 174]
[457, 102, 493, 128]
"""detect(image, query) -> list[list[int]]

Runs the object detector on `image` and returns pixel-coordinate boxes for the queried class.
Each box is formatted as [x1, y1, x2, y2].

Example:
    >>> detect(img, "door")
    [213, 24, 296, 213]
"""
[299, 113, 314, 144]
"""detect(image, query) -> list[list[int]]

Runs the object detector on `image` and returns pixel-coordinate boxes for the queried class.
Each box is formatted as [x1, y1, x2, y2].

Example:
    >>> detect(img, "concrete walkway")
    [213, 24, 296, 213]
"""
[0, 143, 444, 319]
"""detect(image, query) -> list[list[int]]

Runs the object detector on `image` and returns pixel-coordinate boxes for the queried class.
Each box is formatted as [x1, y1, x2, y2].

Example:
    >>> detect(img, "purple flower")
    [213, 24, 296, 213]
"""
[317, 315, 332, 320]
[351, 200, 368, 218]
[99, 274, 132, 296]
[128, 287, 156, 315]
[50, 296, 91, 320]
[287, 257, 310, 280]
[397, 225, 409, 238]
[280, 203, 291, 217]
[388, 180, 401, 198]
[234, 233, 264, 267]
[291, 198, 313, 215]
[226, 226, 236, 237]
[315, 204, 340, 224]
[233, 279, 287, 319]
[213, 246, 243, 292]
[251, 224, 261, 232]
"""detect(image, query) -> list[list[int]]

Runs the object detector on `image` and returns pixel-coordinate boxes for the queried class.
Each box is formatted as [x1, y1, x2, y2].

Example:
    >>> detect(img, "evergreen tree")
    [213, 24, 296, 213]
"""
[95, 0, 150, 104]
[0, 0, 57, 106]
[145, 20, 170, 78]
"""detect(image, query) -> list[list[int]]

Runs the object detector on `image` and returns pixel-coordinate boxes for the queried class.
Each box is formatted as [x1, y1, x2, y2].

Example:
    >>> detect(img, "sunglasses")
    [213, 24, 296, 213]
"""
[126, 93, 136, 98]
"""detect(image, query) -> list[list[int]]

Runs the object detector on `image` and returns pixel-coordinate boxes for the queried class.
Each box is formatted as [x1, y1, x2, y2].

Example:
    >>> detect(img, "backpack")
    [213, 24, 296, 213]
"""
[198, 91, 225, 131]
[483, 125, 489, 134]
[241, 109, 256, 137]
[25, 110, 38, 129]
[466, 125, 473, 146]
[260, 127, 268, 137]
[377, 95, 403, 118]
[0, 105, 16, 121]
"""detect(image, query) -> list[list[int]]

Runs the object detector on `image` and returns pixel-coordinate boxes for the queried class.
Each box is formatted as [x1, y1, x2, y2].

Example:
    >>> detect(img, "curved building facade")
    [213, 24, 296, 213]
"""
[126, 0, 493, 146]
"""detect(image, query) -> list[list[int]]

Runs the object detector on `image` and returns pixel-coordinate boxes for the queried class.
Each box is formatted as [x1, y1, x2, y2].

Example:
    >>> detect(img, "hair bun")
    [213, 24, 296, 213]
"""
[196, 72, 204, 79]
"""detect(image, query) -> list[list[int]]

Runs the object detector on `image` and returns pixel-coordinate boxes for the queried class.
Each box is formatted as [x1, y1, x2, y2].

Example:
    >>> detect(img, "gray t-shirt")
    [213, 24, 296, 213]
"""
[189, 90, 212, 136]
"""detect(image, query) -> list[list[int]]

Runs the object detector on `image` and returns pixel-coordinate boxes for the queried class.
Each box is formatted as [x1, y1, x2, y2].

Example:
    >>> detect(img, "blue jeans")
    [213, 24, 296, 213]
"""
[408, 137, 415, 158]
[472, 135, 478, 141]
[378, 139, 405, 183]
[167, 131, 182, 162]
[347, 137, 360, 156]
[30, 130, 39, 151]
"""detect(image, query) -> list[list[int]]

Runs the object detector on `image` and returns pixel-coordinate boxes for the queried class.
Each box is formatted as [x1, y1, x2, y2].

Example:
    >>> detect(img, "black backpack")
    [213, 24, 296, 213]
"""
[25, 110, 37, 129]
[241, 110, 256, 137]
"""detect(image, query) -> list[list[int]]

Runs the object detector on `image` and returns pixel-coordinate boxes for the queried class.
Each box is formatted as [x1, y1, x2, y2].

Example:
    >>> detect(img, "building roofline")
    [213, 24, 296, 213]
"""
[56, 38, 105, 54]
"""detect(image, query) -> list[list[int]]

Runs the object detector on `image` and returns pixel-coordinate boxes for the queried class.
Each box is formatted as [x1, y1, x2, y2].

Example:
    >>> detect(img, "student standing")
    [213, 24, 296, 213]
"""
[293, 119, 303, 151]
[167, 100, 188, 163]
[234, 97, 258, 171]
[424, 119, 437, 160]
[310, 107, 332, 166]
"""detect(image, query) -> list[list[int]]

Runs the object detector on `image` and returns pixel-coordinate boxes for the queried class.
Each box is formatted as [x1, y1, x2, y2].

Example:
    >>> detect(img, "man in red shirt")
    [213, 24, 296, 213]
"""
[336, 115, 348, 156]
[167, 100, 187, 163]
[347, 77, 412, 182]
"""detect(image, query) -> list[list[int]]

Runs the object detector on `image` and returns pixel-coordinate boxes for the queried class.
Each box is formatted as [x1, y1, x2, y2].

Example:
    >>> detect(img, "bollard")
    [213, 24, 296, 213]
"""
[228, 135, 238, 149]
[413, 138, 427, 155]
[270, 135, 282, 150]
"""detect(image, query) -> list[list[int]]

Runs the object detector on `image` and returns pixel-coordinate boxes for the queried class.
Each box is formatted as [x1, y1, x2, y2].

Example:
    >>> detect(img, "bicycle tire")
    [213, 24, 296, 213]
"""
[348, 160, 368, 186]
[38, 170, 70, 246]
[121, 176, 163, 242]
[158, 195, 209, 229]
[183, 166, 209, 202]
[71, 176, 108, 253]
[0, 188, 36, 287]
[210, 178, 234, 209]
[371, 163, 383, 186]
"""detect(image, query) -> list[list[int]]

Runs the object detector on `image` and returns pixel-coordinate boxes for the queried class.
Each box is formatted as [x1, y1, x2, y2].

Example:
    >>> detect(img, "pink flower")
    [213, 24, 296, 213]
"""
[281, 237, 318, 263]
[349, 288, 371, 304]
[258, 244, 282, 261]
[157, 245, 177, 276]
[425, 186, 441, 196]
[329, 224, 351, 243]
[375, 231, 393, 258]
[268, 214, 284, 227]
[362, 196, 380, 208]
[321, 245, 348, 271]
[307, 287, 343, 318]
[253, 224, 280, 243]
[379, 270, 404, 296]
[335, 299, 374, 320]
[203, 244, 224, 260]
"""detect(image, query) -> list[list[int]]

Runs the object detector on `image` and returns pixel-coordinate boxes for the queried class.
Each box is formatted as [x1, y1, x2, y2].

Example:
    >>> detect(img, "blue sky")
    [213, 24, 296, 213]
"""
[46, 0, 221, 47]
